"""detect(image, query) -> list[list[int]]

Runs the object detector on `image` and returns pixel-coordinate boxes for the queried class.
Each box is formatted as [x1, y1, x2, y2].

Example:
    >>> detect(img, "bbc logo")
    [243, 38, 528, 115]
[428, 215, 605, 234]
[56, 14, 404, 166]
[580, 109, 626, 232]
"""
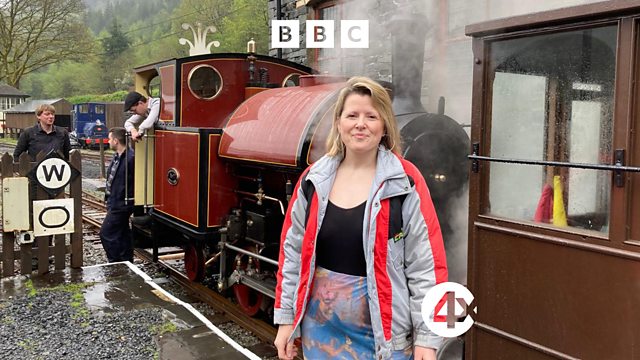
[271, 20, 369, 49]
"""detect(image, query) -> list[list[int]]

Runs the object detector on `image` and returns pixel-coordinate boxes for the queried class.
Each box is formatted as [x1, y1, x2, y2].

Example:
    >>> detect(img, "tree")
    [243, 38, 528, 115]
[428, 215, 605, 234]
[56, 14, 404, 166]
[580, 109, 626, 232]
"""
[0, 0, 94, 88]
[219, 0, 269, 54]
[98, 20, 134, 93]
[101, 19, 130, 58]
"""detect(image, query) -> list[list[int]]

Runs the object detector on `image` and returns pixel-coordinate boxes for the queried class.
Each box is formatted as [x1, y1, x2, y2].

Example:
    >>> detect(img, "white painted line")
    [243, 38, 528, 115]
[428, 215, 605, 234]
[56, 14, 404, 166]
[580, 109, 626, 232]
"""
[83, 262, 261, 360]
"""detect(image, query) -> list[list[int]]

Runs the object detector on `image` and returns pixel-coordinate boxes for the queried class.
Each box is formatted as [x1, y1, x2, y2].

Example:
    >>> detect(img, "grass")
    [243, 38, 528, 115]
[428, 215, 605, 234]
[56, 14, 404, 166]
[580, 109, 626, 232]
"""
[0, 138, 17, 146]
[2, 315, 14, 325]
[25, 281, 95, 319]
[149, 321, 178, 336]
[25, 279, 37, 297]
[48, 282, 94, 320]
[17, 339, 36, 351]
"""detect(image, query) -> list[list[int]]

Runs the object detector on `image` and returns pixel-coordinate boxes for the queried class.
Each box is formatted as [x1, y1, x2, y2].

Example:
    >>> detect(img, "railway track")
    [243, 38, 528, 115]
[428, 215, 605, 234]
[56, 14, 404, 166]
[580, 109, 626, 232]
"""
[81, 191, 106, 229]
[79, 194, 279, 358]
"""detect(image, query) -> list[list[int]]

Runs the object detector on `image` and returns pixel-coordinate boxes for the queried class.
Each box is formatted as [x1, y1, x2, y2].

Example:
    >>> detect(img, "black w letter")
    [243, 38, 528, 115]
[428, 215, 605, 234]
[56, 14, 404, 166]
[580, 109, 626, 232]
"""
[42, 165, 66, 182]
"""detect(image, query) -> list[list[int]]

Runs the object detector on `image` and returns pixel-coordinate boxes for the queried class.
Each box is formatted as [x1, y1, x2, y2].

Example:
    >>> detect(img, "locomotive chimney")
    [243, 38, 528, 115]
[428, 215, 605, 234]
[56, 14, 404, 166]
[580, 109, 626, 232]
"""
[390, 10, 428, 116]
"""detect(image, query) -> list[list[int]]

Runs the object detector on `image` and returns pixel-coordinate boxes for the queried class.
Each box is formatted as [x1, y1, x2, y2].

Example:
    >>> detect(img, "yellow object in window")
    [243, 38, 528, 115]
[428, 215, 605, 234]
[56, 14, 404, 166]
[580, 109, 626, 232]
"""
[553, 175, 568, 227]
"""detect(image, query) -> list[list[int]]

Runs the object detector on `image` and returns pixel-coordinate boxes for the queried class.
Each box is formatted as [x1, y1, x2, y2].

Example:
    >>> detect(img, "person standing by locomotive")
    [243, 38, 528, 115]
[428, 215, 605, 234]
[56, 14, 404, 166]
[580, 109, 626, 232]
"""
[123, 91, 160, 142]
[100, 127, 135, 262]
[274, 77, 448, 360]
[13, 104, 71, 160]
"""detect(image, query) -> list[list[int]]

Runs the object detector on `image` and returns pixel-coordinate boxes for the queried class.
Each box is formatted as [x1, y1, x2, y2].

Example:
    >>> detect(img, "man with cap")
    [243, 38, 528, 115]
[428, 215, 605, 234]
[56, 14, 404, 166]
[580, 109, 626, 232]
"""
[123, 91, 160, 142]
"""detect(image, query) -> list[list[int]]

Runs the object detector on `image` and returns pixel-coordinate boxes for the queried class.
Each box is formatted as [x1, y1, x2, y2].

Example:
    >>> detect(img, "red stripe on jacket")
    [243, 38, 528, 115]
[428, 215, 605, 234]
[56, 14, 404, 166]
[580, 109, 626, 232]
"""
[275, 169, 309, 309]
[293, 194, 319, 326]
[374, 199, 393, 340]
[400, 158, 448, 285]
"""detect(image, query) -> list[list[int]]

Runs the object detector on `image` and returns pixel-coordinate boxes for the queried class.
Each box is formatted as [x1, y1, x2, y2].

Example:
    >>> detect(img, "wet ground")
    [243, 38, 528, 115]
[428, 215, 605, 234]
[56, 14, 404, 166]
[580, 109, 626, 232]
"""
[0, 262, 262, 359]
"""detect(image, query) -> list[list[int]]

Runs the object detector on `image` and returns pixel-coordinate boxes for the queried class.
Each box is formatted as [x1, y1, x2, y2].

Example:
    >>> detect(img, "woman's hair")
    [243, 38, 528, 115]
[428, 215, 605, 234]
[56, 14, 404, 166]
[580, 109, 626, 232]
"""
[326, 76, 402, 157]
[35, 104, 56, 116]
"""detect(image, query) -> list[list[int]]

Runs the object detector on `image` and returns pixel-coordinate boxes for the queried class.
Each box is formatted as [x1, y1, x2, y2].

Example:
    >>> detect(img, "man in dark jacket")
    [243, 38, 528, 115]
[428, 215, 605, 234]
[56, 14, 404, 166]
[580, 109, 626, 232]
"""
[100, 127, 135, 262]
[14, 104, 71, 160]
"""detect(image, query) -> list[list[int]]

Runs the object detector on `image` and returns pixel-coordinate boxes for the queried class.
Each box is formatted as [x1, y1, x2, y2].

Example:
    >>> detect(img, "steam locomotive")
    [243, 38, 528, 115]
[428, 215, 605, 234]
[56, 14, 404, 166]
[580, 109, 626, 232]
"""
[130, 13, 469, 319]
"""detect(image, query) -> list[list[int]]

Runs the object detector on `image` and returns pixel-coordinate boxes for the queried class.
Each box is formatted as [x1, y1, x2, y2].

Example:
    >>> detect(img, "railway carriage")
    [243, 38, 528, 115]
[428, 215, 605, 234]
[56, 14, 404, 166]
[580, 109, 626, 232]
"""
[465, 1, 640, 359]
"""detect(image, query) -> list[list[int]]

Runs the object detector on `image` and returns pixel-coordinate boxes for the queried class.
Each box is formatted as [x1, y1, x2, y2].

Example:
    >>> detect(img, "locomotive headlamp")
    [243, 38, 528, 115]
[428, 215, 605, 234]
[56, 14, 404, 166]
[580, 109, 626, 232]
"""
[247, 38, 256, 54]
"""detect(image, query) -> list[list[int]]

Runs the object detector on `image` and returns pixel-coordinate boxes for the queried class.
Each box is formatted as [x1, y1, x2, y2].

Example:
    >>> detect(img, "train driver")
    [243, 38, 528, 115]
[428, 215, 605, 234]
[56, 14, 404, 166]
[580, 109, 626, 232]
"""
[123, 91, 160, 143]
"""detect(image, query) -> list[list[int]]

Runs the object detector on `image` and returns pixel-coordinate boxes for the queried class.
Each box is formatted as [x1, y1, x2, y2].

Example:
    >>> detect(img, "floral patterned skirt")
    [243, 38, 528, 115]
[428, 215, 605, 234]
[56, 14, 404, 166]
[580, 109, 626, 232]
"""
[301, 266, 412, 360]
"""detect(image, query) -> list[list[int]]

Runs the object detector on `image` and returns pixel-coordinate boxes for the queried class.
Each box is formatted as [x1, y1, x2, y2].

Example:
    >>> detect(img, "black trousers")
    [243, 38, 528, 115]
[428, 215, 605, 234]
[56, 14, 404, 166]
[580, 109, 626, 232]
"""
[99, 210, 133, 262]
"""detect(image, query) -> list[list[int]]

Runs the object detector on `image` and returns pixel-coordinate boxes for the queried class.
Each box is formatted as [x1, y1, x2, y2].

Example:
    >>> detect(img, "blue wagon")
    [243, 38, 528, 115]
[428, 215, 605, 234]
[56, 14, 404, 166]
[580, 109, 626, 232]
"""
[72, 103, 109, 149]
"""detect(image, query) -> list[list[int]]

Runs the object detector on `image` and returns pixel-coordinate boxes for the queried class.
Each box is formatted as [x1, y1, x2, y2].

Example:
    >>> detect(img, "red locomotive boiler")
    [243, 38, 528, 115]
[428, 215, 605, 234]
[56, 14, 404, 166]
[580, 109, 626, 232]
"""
[131, 13, 469, 317]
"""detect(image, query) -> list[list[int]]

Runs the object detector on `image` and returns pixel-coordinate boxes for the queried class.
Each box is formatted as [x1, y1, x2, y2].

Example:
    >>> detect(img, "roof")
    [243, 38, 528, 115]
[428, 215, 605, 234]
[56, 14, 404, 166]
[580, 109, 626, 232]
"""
[0, 83, 29, 97]
[5, 99, 69, 113]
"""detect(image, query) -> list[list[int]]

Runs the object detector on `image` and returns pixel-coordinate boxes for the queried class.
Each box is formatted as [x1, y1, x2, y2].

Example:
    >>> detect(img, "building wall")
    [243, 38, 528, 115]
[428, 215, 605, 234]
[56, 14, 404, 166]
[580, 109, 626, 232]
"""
[6, 99, 72, 130]
[6, 113, 38, 129]
[105, 103, 127, 130]
[0, 96, 28, 122]
[269, 0, 604, 126]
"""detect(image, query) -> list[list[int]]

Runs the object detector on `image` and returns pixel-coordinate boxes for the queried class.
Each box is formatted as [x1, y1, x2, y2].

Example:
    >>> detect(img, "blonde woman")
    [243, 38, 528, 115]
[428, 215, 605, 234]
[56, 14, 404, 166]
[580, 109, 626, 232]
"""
[274, 77, 448, 360]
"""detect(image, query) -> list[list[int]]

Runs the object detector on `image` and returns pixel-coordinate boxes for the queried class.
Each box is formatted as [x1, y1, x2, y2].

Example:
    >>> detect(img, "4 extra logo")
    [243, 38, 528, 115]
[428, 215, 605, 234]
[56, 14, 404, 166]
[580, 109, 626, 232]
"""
[421, 282, 477, 338]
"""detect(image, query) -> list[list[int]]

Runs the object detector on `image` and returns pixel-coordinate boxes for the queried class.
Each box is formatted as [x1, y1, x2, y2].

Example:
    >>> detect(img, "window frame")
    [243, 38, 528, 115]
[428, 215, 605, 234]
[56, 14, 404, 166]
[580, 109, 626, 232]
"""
[471, 19, 637, 250]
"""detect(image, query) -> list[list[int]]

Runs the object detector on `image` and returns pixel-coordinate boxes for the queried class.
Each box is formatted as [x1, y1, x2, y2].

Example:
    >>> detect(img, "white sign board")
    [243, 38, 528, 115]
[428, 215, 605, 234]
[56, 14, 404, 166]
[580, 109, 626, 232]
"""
[2, 177, 30, 231]
[35, 158, 71, 189]
[33, 198, 75, 236]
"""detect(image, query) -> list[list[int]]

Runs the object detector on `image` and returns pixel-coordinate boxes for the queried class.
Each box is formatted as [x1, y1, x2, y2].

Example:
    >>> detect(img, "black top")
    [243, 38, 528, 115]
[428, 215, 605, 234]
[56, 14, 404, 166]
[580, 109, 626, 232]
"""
[104, 149, 135, 214]
[13, 123, 71, 161]
[316, 200, 367, 276]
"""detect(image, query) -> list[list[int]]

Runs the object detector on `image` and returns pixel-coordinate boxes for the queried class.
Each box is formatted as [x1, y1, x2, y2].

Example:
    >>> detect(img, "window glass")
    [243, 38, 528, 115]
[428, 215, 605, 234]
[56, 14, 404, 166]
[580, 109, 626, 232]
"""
[188, 65, 222, 100]
[282, 73, 301, 87]
[486, 25, 616, 234]
[95, 104, 105, 114]
[148, 75, 161, 98]
[78, 104, 88, 113]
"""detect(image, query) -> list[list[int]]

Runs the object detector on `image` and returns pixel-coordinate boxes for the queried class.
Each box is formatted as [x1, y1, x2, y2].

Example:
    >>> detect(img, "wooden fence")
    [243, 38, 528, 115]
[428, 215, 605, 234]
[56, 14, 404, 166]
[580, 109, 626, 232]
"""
[0, 150, 83, 277]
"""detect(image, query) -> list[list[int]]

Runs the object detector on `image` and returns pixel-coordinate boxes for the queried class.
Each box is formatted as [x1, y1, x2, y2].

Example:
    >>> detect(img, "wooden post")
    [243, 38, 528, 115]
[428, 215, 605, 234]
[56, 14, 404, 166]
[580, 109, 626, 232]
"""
[70, 150, 83, 268]
[1, 153, 15, 277]
[17, 153, 32, 275]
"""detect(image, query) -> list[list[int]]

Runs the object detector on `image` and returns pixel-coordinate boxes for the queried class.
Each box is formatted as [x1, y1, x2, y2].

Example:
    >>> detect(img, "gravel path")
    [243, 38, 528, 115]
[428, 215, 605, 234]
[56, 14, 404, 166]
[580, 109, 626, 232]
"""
[0, 286, 165, 359]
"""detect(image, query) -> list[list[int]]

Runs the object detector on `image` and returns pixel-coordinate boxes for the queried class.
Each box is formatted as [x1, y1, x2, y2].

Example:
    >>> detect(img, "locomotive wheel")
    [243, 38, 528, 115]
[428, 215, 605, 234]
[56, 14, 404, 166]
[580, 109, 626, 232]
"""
[232, 251, 263, 316]
[184, 244, 205, 282]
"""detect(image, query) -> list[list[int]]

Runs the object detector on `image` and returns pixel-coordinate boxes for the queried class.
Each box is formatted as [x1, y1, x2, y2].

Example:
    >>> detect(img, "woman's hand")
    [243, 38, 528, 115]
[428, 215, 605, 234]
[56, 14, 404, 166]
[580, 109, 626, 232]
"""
[414, 345, 437, 360]
[274, 324, 298, 360]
